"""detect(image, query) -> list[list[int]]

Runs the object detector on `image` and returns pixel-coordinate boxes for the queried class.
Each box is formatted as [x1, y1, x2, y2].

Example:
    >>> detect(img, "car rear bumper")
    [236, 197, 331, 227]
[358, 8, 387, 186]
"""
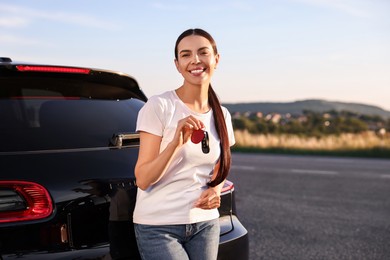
[218, 215, 249, 260]
[1, 245, 111, 260]
[2, 216, 249, 260]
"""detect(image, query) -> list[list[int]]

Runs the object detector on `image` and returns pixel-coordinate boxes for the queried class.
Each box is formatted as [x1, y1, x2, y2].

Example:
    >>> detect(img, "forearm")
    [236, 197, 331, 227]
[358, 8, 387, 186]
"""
[211, 179, 225, 196]
[135, 141, 179, 190]
[210, 160, 225, 194]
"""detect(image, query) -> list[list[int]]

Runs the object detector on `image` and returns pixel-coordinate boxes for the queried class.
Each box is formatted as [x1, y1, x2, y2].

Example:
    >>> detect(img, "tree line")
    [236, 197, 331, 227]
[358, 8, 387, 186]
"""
[232, 110, 390, 137]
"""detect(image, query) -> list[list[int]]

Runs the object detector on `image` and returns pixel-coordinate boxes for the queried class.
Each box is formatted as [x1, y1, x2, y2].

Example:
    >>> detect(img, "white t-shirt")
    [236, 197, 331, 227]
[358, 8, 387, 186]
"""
[133, 90, 235, 225]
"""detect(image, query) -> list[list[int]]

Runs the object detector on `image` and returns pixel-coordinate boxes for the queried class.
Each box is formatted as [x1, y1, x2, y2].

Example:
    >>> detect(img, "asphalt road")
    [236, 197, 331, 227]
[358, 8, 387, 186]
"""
[228, 153, 390, 260]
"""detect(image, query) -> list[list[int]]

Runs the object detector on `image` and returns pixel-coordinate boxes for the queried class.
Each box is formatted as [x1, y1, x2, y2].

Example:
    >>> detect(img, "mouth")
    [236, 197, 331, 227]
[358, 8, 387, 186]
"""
[189, 67, 206, 75]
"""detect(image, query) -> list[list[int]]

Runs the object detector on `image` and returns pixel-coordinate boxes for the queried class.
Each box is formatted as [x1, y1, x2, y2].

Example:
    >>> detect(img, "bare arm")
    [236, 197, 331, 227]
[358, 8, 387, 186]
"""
[135, 115, 205, 190]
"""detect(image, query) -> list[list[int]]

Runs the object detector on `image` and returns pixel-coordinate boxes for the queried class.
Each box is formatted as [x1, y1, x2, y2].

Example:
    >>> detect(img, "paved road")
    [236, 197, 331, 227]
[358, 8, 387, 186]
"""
[228, 153, 390, 260]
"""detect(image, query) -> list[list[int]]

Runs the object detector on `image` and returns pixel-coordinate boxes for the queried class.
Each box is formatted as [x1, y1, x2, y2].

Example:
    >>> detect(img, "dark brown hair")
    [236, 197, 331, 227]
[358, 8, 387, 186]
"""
[174, 28, 232, 187]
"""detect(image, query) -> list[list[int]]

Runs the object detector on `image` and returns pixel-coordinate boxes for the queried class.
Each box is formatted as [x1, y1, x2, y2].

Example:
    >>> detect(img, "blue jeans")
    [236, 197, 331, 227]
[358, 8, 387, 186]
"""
[134, 219, 220, 260]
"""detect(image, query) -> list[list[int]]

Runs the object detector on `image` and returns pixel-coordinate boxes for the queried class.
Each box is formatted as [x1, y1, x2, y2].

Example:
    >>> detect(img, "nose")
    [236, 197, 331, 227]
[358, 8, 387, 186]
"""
[192, 54, 200, 64]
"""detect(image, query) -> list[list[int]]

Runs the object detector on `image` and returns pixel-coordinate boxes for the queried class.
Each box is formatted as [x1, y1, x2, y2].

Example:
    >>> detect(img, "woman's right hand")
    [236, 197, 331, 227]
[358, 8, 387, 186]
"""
[172, 115, 205, 148]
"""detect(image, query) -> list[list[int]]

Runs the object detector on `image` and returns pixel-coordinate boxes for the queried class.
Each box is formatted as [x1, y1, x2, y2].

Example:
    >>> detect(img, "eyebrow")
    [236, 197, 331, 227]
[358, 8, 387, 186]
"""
[179, 47, 210, 54]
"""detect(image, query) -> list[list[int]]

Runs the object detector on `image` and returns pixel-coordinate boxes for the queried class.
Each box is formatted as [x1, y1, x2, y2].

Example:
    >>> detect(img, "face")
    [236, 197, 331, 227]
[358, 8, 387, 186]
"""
[175, 35, 219, 86]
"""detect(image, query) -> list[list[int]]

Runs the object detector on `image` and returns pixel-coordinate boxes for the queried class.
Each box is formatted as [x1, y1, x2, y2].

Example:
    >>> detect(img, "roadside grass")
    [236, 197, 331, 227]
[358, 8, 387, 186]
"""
[233, 130, 390, 159]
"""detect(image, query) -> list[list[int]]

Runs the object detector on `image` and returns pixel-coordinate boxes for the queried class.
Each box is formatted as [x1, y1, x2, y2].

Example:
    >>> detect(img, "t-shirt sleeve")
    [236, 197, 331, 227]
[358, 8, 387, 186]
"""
[222, 106, 235, 146]
[136, 95, 164, 137]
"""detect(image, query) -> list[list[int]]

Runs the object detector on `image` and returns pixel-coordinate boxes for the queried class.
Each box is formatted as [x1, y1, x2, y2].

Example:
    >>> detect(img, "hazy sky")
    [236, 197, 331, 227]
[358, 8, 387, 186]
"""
[1, 0, 389, 110]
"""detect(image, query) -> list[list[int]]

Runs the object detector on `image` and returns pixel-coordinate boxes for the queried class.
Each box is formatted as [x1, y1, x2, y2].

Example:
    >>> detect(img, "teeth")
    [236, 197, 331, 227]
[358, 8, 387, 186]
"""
[191, 69, 204, 74]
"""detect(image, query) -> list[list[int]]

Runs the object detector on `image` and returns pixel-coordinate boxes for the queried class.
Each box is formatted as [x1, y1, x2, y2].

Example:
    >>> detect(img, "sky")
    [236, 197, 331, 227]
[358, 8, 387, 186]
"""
[1, 0, 390, 110]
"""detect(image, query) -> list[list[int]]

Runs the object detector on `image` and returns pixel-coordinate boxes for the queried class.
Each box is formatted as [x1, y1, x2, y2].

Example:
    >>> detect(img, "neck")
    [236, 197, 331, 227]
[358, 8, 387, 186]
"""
[176, 84, 210, 113]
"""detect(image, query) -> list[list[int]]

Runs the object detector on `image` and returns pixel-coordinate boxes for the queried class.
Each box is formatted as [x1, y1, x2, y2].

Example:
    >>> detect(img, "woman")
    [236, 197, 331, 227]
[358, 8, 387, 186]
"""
[133, 28, 235, 260]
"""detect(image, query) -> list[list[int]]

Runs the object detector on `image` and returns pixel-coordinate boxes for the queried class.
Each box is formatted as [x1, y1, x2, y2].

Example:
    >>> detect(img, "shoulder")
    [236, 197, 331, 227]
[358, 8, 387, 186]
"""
[144, 91, 175, 110]
[146, 91, 172, 103]
[136, 92, 175, 134]
[147, 91, 171, 103]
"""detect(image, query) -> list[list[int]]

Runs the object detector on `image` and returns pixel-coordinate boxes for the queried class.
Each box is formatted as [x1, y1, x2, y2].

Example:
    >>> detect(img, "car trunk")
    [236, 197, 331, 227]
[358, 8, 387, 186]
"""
[0, 146, 140, 252]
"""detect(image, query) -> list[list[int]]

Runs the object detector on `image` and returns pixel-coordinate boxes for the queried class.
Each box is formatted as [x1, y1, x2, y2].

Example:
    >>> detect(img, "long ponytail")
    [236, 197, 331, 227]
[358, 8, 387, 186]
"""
[208, 85, 232, 187]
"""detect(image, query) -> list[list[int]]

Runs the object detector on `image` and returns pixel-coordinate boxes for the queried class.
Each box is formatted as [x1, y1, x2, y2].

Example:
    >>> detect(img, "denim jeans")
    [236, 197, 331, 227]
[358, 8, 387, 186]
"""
[134, 218, 220, 260]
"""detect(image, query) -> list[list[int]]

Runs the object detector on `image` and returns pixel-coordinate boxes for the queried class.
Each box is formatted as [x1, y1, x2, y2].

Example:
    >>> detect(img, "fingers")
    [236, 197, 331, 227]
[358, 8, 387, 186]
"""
[180, 115, 204, 131]
[200, 196, 220, 209]
[174, 116, 205, 146]
[195, 192, 221, 210]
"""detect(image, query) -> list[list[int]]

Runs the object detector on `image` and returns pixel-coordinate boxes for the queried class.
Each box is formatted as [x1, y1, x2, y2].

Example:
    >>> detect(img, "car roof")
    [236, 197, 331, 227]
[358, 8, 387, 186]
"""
[0, 57, 148, 101]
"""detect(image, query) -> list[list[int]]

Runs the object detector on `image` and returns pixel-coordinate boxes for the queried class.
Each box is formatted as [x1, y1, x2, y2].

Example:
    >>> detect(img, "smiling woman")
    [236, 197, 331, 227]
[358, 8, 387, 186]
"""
[133, 28, 237, 260]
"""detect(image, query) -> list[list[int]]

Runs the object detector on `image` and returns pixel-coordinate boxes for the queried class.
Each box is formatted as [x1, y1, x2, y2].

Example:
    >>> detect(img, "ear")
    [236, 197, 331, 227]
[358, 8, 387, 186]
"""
[174, 58, 181, 73]
[214, 53, 220, 69]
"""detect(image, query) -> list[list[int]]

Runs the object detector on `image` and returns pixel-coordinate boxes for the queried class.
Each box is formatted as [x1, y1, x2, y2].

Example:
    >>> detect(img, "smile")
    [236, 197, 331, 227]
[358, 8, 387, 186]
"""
[189, 68, 206, 75]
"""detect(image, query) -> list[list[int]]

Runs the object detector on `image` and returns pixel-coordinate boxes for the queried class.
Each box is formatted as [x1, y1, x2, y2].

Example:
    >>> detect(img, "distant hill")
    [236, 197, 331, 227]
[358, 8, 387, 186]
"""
[223, 99, 390, 119]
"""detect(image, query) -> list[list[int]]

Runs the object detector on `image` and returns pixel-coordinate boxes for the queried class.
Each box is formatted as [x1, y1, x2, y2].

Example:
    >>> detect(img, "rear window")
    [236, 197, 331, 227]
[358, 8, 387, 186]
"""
[0, 75, 145, 152]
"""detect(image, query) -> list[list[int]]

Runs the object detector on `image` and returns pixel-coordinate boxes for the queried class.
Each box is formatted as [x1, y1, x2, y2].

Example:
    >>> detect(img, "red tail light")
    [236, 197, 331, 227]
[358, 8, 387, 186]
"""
[0, 181, 53, 223]
[16, 65, 90, 74]
[221, 180, 234, 193]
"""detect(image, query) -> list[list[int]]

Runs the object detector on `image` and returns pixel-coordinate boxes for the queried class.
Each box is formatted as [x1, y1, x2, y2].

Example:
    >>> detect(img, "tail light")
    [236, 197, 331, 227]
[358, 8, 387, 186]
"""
[0, 181, 53, 223]
[221, 180, 234, 193]
[16, 65, 90, 74]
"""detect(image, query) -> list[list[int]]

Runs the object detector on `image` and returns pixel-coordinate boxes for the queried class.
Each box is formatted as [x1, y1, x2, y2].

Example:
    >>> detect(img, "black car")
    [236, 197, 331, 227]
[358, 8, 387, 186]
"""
[0, 57, 249, 260]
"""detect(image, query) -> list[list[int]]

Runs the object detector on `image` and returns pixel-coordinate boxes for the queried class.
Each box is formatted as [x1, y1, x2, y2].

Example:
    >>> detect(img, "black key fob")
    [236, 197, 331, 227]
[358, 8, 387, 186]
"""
[201, 131, 210, 154]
